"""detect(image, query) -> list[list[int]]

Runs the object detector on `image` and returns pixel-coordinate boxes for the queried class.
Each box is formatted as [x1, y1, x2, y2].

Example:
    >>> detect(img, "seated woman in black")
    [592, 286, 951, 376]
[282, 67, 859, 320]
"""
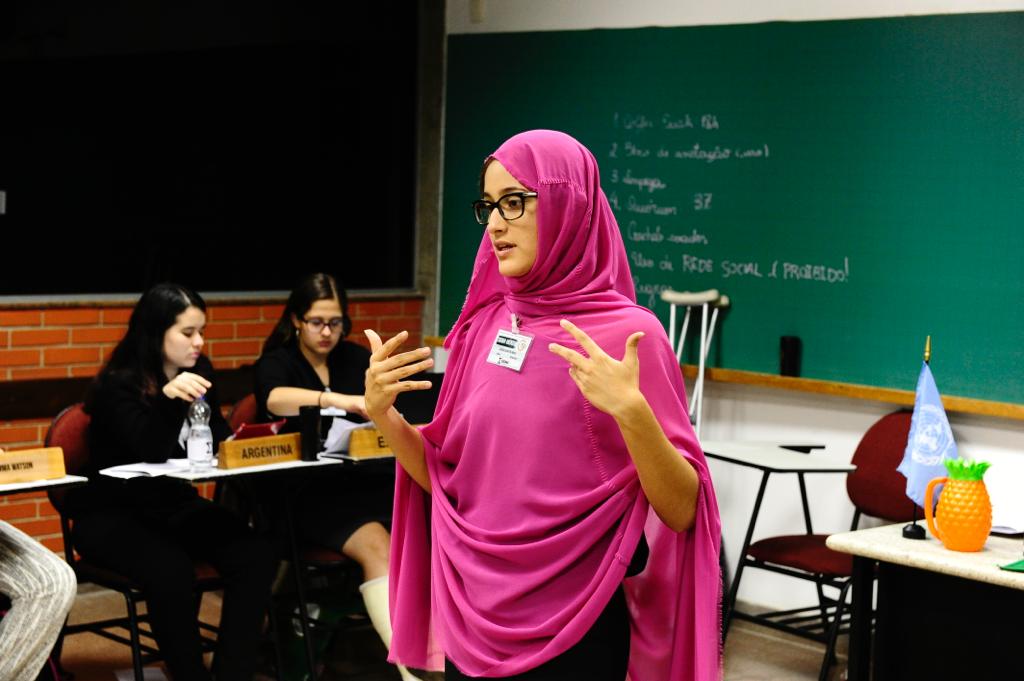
[254, 272, 417, 681]
[66, 283, 276, 681]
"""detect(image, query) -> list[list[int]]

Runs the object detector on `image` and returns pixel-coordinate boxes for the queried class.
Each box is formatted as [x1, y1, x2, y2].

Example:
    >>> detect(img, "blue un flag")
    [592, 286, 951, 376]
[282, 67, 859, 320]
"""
[897, 362, 959, 508]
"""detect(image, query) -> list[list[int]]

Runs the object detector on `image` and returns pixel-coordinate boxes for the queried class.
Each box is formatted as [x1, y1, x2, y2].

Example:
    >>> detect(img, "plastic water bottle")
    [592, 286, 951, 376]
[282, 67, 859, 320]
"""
[187, 397, 213, 471]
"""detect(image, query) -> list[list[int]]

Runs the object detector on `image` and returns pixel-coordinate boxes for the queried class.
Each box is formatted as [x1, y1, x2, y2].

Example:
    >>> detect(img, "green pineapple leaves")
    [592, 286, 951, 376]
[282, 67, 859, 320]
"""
[942, 458, 992, 481]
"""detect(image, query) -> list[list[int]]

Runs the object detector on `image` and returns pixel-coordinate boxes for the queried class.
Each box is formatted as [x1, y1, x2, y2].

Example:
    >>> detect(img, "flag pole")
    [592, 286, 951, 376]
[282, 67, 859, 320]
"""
[902, 335, 931, 540]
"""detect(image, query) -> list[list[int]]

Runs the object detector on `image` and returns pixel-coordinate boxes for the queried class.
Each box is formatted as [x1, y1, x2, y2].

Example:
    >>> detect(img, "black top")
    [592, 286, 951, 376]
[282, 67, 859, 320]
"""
[66, 355, 231, 516]
[254, 340, 370, 433]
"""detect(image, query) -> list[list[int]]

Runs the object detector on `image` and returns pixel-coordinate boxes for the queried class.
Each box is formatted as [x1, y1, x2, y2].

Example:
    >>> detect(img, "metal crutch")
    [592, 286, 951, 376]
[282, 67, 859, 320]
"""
[660, 289, 729, 438]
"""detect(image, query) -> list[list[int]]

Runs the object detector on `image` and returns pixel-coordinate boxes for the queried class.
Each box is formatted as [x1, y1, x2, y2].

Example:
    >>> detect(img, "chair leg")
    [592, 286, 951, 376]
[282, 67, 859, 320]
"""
[265, 601, 285, 680]
[814, 580, 831, 635]
[122, 591, 146, 681]
[723, 470, 771, 639]
[288, 557, 319, 675]
[290, 561, 319, 678]
[282, 492, 320, 679]
[818, 580, 853, 681]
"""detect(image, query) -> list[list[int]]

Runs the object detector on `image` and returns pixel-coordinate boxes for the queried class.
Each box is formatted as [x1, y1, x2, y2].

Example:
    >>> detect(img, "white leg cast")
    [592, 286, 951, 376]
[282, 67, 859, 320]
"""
[360, 575, 422, 681]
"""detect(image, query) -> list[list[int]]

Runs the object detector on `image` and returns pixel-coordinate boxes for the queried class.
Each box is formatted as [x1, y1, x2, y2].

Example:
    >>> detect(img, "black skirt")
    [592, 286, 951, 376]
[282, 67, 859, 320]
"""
[444, 586, 630, 681]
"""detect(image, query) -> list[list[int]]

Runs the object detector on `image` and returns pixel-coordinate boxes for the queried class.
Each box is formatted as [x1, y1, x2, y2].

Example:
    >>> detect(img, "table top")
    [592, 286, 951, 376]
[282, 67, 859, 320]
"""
[702, 440, 855, 473]
[99, 453, 395, 484]
[0, 474, 89, 496]
[166, 456, 347, 483]
[827, 523, 1024, 592]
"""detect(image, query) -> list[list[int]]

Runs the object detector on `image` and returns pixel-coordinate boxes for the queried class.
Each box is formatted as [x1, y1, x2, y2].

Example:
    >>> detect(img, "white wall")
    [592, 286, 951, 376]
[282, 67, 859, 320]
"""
[448, 0, 1024, 33]
[442, 0, 1024, 611]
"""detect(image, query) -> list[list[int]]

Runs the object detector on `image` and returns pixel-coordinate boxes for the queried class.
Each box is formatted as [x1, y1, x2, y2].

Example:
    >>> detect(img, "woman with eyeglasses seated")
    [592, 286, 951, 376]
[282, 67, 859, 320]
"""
[66, 283, 277, 681]
[253, 272, 420, 681]
[365, 131, 722, 680]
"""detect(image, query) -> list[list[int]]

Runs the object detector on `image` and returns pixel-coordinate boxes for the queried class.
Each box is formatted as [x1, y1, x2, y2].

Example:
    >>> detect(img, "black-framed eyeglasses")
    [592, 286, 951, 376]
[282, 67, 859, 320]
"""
[302, 317, 345, 333]
[471, 191, 538, 225]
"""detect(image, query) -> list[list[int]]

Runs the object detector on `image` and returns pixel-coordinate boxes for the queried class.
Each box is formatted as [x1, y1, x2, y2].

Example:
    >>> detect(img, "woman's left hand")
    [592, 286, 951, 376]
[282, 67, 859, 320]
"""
[548, 319, 646, 420]
[162, 371, 211, 402]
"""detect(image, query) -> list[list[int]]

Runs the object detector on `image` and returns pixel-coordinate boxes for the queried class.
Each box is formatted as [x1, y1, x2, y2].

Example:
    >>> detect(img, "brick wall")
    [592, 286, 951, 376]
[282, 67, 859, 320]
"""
[0, 295, 424, 552]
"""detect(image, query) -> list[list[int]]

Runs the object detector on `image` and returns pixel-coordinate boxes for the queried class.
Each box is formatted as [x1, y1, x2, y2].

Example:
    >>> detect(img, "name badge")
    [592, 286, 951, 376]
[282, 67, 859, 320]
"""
[486, 328, 534, 372]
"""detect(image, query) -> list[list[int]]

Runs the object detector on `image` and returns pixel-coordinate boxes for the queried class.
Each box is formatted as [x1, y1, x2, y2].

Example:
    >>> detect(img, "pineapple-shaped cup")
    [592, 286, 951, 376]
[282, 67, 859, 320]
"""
[924, 459, 993, 552]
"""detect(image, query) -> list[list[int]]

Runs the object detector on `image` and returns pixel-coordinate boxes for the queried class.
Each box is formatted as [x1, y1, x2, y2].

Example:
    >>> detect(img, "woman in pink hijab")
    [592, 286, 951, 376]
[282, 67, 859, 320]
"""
[364, 130, 721, 680]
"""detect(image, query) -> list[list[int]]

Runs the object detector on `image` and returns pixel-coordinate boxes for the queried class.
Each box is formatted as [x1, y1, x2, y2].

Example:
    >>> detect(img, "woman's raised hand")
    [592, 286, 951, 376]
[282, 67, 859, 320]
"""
[548, 319, 646, 420]
[364, 330, 433, 419]
[162, 372, 211, 402]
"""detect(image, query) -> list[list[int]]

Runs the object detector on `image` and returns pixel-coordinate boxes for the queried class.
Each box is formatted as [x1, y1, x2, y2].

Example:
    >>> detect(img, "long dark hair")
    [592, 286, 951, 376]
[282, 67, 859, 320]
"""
[87, 282, 206, 406]
[263, 273, 351, 354]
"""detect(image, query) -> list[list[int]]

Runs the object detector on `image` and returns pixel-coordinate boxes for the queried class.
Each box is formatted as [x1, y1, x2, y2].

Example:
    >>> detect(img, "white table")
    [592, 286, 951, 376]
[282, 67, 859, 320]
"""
[99, 454, 391, 483]
[827, 523, 1024, 681]
[165, 456, 346, 482]
[0, 474, 89, 496]
[701, 440, 853, 633]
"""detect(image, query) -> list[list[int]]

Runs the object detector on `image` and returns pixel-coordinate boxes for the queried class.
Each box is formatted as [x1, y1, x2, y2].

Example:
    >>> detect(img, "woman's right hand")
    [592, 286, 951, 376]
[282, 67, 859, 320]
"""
[162, 372, 211, 402]
[364, 330, 433, 419]
[324, 393, 370, 419]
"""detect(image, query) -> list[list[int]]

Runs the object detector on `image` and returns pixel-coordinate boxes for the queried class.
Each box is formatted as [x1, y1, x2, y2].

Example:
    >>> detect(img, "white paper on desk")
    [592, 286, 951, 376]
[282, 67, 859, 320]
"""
[320, 406, 347, 417]
[322, 418, 374, 454]
[101, 459, 190, 479]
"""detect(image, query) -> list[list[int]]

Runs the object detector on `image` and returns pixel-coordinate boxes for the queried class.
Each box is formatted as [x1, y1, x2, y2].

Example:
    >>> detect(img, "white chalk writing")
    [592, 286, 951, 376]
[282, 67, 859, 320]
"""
[630, 251, 655, 269]
[625, 195, 678, 216]
[667, 229, 708, 245]
[608, 112, 848, 318]
[621, 169, 666, 193]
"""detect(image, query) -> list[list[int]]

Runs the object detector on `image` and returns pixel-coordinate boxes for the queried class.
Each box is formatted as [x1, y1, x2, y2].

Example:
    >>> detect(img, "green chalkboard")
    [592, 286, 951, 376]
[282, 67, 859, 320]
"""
[439, 13, 1024, 404]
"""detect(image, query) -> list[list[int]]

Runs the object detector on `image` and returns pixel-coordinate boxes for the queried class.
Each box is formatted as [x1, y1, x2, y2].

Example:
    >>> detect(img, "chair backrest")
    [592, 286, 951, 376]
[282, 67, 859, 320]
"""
[228, 393, 258, 431]
[44, 403, 92, 514]
[847, 410, 917, 523]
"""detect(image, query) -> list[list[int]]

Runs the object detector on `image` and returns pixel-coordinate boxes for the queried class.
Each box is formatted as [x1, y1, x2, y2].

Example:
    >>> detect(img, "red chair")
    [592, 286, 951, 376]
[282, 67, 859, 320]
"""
[228, 393, 258, 431]
[724, 411, 918, 681]
[46, 403, 223, 681]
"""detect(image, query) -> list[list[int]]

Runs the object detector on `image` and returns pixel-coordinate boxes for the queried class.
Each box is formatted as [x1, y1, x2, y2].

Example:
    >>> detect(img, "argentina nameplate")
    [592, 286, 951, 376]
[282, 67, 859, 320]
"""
[217, 433, 302, 469]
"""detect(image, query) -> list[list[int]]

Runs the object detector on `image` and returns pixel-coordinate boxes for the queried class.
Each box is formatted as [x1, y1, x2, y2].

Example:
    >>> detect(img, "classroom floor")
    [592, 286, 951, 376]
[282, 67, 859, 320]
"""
[57, 588, 847, 681]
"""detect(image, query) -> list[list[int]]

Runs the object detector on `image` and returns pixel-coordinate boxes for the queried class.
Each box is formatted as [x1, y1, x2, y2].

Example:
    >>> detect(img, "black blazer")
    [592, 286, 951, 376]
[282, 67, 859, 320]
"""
[66, 355, 230, 516]
[253, 340, 370, 433]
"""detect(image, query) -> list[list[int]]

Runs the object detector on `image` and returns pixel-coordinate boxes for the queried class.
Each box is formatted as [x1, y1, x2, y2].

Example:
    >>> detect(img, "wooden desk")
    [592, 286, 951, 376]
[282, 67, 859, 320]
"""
[827, 523, 1024, 681]
[702, 440, 853, 633]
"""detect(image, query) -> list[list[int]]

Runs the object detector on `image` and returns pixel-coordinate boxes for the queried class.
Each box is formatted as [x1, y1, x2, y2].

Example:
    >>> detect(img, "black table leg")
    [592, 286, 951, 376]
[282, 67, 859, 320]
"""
[722, 469, 770, 638]
[846, 555, 873, 681]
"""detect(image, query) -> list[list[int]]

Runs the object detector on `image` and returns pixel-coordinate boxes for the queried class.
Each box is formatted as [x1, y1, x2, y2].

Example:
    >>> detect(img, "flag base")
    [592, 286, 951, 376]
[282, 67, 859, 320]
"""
[902, 522, 926, 540]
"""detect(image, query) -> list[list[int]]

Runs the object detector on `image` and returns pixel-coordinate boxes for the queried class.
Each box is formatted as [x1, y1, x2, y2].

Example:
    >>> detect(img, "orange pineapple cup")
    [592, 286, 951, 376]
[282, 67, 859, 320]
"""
[924, 459, 993, 552]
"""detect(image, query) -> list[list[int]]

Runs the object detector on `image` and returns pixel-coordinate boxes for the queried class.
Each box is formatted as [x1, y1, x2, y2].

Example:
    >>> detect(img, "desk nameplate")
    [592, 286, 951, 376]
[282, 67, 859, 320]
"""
[349, 428, 394, 459]
[218, 433, 302, 469]
[0, 447, 66, 484]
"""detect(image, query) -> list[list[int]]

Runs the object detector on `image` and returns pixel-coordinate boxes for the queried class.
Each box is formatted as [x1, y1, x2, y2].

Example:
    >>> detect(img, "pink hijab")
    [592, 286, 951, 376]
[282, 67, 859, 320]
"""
[389, 130, 722, 680]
